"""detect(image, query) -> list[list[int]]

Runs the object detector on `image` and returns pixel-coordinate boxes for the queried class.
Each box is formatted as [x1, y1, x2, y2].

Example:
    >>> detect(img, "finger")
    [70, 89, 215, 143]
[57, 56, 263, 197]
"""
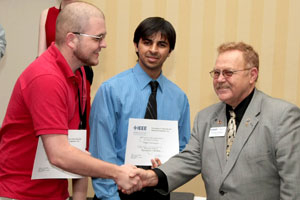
[151, 159, 158, 169]
[126, 164, 137, 169]
[155, 158, 162, 166]
[134, 176, 143, 191]
[137, 179, 143, 191]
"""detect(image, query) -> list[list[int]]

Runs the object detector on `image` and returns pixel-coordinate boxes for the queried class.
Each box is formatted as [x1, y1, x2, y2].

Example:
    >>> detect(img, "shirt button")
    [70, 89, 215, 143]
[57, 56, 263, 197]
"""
[219, 190, 225, 195]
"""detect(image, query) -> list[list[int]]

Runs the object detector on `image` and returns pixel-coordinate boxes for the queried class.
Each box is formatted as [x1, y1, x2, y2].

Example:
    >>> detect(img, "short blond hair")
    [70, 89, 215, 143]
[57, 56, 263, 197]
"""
[218, 42, 259, 70]
[55, 1, 104, 45]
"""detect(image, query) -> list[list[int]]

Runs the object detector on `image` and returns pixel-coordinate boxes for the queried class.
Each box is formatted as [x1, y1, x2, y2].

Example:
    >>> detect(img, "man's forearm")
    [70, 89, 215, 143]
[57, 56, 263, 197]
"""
[41, 134, 142, 192]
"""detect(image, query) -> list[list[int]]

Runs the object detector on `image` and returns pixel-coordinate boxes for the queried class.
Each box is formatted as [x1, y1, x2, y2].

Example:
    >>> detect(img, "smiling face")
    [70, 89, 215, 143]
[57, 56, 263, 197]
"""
[134, 32, 171, 79]
[213, 50, 258, 108]
[73, 16, 107, 66]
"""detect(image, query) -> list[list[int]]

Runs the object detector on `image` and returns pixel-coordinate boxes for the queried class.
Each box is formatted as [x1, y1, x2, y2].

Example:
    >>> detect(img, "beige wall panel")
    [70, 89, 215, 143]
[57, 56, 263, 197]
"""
[174, 0, 192, 92]
[141, 0, 155, 17]
[273, 0, 289, 98]
[236, 0, 251, 42]
[224, 0, 239, 41]
[257, 0, 277, 95]
[199, 0, 220, 112]
[215, 0, 226, 46]
[154, 0, 168, 17]
[283, 0, 300, 103]
[187, 0, 208, 119]
[115, 0, 131, 73]
[249, 0, 264, 51]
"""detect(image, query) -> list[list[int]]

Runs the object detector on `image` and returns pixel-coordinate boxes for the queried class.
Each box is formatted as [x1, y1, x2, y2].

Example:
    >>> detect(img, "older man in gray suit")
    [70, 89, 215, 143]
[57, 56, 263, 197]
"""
[127, 42, 300, 199]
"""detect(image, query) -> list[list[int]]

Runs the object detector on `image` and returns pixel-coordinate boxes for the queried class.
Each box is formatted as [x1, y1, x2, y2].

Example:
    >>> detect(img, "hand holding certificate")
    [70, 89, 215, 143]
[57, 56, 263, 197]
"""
[125, 118, 179, 166]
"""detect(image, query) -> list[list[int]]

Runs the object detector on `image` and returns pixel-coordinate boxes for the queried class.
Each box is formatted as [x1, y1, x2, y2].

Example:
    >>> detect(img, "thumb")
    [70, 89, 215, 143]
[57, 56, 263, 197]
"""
[129, 168, 139, 178]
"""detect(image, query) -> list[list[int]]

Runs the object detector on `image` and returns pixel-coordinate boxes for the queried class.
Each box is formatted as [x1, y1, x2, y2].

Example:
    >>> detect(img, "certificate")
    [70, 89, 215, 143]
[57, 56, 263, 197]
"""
[125, 118, 179, 166]
[31, 129, 86, 179]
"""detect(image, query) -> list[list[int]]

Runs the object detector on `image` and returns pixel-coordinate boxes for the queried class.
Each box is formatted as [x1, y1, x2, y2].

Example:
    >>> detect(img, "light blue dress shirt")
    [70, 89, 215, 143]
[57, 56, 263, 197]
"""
[89, 63, 191, 200]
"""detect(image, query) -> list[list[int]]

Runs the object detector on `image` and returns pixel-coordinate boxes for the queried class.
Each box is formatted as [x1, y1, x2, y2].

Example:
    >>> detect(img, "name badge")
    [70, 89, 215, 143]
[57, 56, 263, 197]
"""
[209, 127, 226, 137]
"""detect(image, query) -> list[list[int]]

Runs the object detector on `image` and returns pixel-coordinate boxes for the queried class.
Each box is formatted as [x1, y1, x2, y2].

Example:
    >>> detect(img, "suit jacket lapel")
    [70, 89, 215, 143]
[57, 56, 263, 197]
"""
[211, 104, 227, 172]
[220, 89, 262, 185]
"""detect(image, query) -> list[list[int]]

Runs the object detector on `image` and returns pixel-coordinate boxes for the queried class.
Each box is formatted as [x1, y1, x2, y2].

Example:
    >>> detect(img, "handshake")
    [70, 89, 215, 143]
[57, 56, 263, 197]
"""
[114, 158, 162, 194]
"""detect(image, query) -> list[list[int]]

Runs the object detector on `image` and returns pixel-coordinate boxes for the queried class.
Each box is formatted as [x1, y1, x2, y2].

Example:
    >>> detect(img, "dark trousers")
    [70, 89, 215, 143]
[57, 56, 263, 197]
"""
[93, 190, 170, 200]
[118, 188, 170, 200]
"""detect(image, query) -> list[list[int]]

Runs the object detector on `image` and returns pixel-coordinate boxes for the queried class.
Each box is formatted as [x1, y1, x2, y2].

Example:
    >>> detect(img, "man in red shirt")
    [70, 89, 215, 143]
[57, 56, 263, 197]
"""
[0, 2, 141, 200]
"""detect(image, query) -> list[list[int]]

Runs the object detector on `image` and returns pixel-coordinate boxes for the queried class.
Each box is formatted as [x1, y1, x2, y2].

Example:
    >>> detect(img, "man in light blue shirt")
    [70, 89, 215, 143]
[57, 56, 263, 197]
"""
[90, 17, 191, 200]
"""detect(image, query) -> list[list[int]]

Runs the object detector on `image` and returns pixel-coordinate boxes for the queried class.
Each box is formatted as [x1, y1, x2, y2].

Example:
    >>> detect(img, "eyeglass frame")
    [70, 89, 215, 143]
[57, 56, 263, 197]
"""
[72, 32, 105, 42]
[209, 68, 252, 79]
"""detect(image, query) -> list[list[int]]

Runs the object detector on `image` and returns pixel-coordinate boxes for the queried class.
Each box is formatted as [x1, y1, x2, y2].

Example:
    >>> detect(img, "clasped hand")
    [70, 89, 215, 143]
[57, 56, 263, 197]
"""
[117, 158, 161, 194]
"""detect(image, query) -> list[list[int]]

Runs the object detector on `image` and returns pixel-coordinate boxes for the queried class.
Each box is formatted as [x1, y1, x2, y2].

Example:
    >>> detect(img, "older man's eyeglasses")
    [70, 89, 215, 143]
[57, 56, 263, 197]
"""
[209, 68, 252, 79]
[72, 32, 105, 42]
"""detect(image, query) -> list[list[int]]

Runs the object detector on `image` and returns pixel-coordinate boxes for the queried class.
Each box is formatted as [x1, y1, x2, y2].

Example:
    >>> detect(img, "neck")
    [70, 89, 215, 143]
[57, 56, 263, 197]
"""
[147, 70, 161, 80]
[56, 44, 81, 73]
[138, 62, 162, 80]
[230, 87, 255, 109]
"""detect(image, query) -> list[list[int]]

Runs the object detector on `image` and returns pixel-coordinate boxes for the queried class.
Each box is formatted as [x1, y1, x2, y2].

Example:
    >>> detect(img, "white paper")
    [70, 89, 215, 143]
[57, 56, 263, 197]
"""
[209, 127, 227, 137]
[31, 129, 86, 179]
[194, 197, 207, 200]
[125, 118, 179, 166]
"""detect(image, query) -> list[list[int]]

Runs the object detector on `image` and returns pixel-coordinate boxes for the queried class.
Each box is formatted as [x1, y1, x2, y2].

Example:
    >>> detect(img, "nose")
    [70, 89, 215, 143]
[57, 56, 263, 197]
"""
[150, 44, 158, 53]
[99, 39, 107, 48]
[216, 73, 226, 82]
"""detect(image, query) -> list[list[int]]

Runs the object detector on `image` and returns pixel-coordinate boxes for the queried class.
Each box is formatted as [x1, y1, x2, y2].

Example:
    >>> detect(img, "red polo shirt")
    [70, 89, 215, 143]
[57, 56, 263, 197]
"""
[0, 43, 80, 200]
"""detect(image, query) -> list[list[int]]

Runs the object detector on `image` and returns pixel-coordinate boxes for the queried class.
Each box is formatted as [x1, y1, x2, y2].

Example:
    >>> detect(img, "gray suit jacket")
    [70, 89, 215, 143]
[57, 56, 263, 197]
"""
[159, 89, 300, 200]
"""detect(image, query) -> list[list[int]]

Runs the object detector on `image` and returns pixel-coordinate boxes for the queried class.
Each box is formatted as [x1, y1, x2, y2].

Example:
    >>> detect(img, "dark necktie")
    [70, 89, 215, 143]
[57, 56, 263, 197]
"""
[144, 81, 159, 119]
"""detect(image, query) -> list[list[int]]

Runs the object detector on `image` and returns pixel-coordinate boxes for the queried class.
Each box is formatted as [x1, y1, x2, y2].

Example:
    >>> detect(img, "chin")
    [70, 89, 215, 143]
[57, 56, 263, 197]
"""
[85, 60, 98, 66]
[217, 94, 230, 103]
[91, 61, 99, 66]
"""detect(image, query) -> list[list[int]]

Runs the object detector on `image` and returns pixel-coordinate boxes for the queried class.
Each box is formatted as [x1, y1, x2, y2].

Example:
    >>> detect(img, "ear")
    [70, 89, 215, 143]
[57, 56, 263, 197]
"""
[249, 67, 258, 83]
[66, 32, 78, 50]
